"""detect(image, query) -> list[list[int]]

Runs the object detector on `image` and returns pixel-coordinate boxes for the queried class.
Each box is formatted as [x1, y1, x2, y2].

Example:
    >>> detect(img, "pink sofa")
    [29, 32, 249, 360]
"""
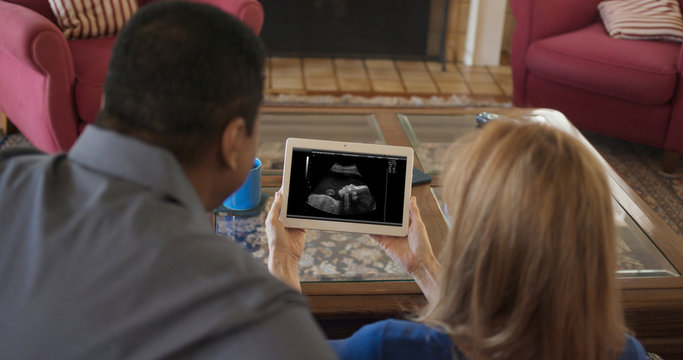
[511, 0, 682, 172]
[0, 0, 263, 153]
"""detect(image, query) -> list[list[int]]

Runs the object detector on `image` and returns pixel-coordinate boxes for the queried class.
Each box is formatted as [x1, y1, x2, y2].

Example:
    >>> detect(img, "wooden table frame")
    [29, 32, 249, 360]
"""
[261, 105, 683, 356]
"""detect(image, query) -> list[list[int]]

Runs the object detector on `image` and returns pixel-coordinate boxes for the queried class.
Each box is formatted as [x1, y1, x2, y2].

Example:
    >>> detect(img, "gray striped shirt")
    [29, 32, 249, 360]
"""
[0, 126, 336, 360]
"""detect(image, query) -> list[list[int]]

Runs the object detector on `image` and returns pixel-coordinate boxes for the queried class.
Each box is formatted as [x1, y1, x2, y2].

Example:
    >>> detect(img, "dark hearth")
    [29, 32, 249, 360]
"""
[259, 0, 431, 58]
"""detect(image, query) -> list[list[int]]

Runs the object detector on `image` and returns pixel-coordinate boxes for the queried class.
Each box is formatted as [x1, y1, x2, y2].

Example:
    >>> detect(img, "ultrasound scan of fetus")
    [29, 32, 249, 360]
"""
[306, 163, 377, 215]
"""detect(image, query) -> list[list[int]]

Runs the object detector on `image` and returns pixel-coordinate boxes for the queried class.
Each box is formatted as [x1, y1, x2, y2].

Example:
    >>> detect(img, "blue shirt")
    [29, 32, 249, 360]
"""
[0, 126, 336, 360]
[329, 319, 648, 360]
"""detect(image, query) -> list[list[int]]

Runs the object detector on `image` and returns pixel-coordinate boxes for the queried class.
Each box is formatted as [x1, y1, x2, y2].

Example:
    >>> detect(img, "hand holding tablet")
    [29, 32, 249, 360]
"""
[280, 138, 414, 237]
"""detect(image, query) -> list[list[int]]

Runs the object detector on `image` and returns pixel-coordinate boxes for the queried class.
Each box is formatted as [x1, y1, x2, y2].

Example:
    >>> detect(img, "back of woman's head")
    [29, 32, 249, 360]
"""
[420, 121, 625, 360]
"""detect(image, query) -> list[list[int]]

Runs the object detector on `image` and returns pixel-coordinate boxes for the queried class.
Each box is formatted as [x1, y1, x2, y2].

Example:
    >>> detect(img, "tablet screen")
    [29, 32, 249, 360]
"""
[286, 147, 408, 227]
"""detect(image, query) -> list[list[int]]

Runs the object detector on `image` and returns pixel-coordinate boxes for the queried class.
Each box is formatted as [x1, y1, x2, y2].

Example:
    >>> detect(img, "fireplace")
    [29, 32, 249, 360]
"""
[258, 0, 446, 59]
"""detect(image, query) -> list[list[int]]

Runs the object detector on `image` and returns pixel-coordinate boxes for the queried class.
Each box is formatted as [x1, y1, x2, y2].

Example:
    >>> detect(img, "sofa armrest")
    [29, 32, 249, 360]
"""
[510, 0, 602, 42]
[0, 1, 78, 153]
[676, 42, 683, 73]
[191, 0, 263, 34]
[510, 0, 602, 106]
[0, 1, 74, 75]
[664, 44, 683, 153]
[145, 0, 264, 34]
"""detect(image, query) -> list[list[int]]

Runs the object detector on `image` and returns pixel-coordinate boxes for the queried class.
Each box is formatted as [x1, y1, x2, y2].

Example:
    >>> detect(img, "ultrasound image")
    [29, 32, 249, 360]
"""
[286, 147, 406, 226]
[306, 163, 377, 215]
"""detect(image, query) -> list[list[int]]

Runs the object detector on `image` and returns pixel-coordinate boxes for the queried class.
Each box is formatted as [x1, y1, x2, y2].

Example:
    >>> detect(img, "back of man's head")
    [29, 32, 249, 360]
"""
[97, 0, 265, 164]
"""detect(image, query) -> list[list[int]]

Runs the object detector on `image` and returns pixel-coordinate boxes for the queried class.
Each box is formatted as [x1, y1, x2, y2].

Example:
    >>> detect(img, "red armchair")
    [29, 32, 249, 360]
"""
[510, 0, 682, 172]
[0, 0, 263, 153]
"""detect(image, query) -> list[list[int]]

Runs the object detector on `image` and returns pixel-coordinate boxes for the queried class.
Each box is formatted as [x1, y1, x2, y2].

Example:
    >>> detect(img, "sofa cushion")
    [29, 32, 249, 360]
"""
[48, 0, 138, 39]
[526, 22, 680, 105]
[69, 36, 115, 124]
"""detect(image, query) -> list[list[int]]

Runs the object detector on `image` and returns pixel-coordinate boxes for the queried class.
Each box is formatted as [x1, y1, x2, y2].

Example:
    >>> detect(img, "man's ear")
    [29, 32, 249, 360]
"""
[220, 117, 247, 170]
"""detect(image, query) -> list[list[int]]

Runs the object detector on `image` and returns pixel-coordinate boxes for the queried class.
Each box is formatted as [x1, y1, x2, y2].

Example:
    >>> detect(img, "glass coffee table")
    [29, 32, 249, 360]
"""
[216, 186, 409, 282]
[213, 106, 683, 349]
[216, 111, 419, 295]
[257, 112, 385, 175]
[400, 112, 679, 278]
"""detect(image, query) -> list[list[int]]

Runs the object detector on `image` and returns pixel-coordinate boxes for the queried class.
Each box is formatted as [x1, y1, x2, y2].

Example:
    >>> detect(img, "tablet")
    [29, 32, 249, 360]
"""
[280, 138, 414, 237]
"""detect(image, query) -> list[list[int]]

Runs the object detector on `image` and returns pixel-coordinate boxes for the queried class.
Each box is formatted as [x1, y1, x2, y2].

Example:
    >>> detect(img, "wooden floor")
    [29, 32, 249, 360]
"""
[0, 112, 9, 135]
[265, 56, 513, 99]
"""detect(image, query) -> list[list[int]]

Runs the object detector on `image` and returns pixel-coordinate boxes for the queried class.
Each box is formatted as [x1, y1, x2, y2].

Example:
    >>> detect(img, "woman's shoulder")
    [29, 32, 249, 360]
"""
[329, 319, 463, 360]
[330, 320, 650, 360]
[370, 319, 448, 339]
[618, 334, 648, 360]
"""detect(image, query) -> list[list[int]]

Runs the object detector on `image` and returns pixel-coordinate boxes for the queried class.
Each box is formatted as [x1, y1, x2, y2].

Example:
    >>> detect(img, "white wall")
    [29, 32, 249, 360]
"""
[463, 0, 509, 65]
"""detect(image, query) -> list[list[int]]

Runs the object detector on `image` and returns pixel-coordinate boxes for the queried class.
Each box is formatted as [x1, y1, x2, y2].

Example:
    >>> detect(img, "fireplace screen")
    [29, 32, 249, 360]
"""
[259, 0, 432, 58]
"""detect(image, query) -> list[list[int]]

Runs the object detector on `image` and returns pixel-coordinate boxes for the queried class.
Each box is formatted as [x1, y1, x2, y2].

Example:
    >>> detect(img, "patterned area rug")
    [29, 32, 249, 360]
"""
[0, 131, 32, 150]
[583, 132, 682, 238]
[264, 93, 511, 108]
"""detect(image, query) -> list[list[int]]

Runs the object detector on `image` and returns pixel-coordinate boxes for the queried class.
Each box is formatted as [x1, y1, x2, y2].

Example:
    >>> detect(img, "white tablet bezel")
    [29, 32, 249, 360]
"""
[280, 138, 414, 237]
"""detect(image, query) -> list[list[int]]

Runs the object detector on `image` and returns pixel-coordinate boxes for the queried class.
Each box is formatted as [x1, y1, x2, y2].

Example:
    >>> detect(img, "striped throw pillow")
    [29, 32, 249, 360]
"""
[48, 0, 138, 40]
[598, 0, 683, 42]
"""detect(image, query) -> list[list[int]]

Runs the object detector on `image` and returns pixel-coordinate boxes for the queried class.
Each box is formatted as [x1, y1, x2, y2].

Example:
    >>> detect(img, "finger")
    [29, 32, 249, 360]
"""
[370, 234, 395, 240]
[407, 197, 418, 226]
[370, 234, 385, 242]
[371, 235, 391, 251]
[289, 226, 307, 234]
[371, 234, 401, 247]
[370, 234, 387, 245]
[410, 198, 425, 226]
[266, 191, 282, 224]
[410, 197, 420, 216]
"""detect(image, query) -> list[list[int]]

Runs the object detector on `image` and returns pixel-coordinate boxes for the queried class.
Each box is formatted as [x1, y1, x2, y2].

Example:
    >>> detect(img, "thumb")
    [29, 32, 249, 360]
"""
[409, 197, 423, 226]
[267, 191, 283, 224]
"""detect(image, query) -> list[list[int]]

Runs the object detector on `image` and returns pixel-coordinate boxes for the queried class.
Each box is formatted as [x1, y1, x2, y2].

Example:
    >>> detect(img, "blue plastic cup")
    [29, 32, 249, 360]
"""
[223, 158, 261, 210]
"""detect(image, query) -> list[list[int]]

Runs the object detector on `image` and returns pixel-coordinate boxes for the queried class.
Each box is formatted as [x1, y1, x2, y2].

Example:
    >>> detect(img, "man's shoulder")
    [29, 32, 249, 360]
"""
[0, 148, 64, 203]
[0, 147, 46, 165]
[0, 147, 61, 187]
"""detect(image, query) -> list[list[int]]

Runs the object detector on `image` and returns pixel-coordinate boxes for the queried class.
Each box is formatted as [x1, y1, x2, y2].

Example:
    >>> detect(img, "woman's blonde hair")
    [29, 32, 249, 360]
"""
[418, 120, 626, 360]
